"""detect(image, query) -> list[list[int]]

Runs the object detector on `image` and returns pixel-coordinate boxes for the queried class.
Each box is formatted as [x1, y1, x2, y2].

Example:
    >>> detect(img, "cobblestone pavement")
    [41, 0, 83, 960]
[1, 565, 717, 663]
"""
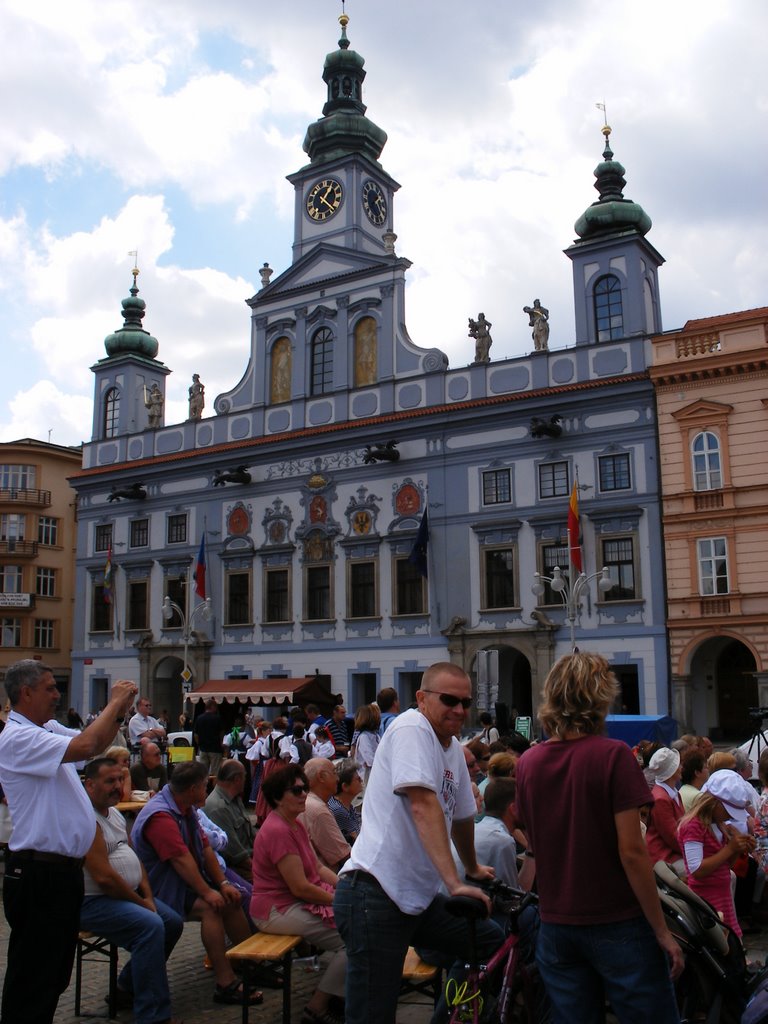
[0, 881, 433, 1024]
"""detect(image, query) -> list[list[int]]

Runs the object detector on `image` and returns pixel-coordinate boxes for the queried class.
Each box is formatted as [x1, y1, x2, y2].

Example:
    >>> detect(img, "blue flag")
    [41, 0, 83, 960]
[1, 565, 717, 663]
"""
[408, 507, 429, 579]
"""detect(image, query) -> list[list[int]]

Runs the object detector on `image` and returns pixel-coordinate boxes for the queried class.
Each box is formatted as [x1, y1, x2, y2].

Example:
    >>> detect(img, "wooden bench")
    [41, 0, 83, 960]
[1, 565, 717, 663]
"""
[400, 946, 442, 1006]
[74, 931, 119, 1018]
[226, 932, 304, 1024]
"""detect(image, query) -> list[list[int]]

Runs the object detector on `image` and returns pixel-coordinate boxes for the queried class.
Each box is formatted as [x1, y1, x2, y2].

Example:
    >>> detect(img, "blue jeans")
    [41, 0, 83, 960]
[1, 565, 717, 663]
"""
[80, 895, 184, 1024]
[535, 917, 680, 1024]
[334, 870, 504, 1024]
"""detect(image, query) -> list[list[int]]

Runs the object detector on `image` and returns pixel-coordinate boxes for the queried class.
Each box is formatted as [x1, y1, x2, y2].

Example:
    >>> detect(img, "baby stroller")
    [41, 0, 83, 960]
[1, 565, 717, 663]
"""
[654, 862, 768, 1024]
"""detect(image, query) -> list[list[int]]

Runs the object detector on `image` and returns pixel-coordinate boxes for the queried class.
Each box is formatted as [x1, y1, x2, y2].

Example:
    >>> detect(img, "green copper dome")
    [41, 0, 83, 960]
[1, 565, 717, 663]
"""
[104, 273, 159, 359]
[574, 128, 651, 239]
[303, 13, 387, 166]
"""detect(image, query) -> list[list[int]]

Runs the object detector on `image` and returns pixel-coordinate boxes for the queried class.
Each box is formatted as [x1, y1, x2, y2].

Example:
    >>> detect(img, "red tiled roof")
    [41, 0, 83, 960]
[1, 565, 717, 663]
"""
[679, 307, 768, 333]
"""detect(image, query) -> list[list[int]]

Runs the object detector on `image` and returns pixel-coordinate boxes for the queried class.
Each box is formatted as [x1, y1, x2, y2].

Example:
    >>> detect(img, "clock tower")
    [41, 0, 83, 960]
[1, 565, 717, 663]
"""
[287, 12, 400, 262]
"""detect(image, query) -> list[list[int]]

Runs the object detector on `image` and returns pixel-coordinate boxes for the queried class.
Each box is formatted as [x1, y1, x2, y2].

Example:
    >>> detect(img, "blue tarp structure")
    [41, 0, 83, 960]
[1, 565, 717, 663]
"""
[605, 714, 677, 748]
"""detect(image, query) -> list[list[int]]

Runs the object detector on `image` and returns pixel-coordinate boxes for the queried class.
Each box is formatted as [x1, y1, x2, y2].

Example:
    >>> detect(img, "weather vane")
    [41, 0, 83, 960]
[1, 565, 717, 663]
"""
[595, 102, 611, 139]
[128, 249, 139, 285]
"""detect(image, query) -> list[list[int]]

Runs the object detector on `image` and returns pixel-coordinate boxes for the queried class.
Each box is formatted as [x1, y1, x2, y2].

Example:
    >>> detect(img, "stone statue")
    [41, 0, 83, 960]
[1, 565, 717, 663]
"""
[523, 299, 549, 351]
[188, 374, 205, 420]
[144, 383, 163, 429]
[468, 313, 493, 363]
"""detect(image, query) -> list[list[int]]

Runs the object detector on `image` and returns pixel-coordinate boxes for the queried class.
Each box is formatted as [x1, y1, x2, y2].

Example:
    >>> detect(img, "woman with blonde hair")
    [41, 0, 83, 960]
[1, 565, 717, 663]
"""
[678, 782, 755, 938]
[516, 651, 683, 1022]
[707, 751, 737, 774]
[105, 745, 133, 801]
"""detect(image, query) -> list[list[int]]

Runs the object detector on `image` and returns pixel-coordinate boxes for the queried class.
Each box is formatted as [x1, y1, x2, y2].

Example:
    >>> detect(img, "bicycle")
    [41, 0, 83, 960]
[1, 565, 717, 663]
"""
[444, 880, 544, 1024]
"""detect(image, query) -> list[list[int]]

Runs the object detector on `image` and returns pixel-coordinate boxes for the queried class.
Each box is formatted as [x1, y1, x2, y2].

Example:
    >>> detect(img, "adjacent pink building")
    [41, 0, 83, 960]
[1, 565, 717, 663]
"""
[651, 307, 768, 738]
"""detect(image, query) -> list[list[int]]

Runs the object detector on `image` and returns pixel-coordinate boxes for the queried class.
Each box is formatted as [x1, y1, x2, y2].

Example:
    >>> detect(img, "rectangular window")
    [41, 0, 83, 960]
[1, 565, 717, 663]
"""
[167, 514, 187, 545]
[698, 537, 729, 595]
[91, 585, 113, 632]
[482, 469, 511, 505]
[33, 619, 55, 649]
[130, 519, 149, 548]
[394, 557, 427, 615]
[348, 561, 377, 618]
[127, 580, 149, 630]
[482, 547, 516, 609]
[536, 543, 569, 605]
[598, 453, 631, 492]
[538, 461, 569, 499]
[0, 618, 21, 647]
[264, 569, 290, 623]
[0, 465, 36, 490]
[1, 514, 25, 541]
[226, 572, 251, 625]
[163, 577, 186, 627]
[94, 524, 112, 552]
[1, 566, 23, 594]
[305, 566, 332, 621]
[38, 516, 58, 546]
[35, 567, 55, 597]
[601, 537, 637, 600]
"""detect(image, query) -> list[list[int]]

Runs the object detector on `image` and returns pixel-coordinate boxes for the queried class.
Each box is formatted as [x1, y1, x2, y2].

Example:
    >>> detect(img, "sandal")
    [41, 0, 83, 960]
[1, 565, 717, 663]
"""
[213, 980, 264, 1005]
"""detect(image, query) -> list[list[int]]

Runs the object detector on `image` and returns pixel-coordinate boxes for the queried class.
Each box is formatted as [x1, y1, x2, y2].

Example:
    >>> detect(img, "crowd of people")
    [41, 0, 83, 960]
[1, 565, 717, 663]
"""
[2, 656, 768, 1024]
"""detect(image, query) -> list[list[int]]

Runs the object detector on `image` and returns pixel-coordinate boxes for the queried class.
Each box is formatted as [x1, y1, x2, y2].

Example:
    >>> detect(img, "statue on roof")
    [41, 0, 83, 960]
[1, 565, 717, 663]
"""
[524, 299, 550, 351]
[188, 374, 205, 420]
[144, 383, 164, 429]
[468, 313, 493, 363]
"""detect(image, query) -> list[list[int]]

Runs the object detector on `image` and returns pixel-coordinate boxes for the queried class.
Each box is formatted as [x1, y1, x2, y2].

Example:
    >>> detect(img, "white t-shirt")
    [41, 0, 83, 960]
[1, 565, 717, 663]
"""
[0, 710, 96, 857]
[340, 707, 475, 914]
[83, 807, 143, 896]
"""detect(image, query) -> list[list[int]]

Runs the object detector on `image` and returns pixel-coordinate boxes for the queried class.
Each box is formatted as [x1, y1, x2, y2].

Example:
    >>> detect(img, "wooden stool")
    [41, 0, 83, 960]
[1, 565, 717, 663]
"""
[400, 946, 442, 1006]
[75, 931, 119, 1018]
[226, 932, 303, 1024]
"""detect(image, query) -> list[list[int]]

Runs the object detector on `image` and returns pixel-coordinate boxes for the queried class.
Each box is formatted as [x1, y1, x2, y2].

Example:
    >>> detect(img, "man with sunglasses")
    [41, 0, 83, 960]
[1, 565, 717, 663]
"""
[334, 662, 502, 1024]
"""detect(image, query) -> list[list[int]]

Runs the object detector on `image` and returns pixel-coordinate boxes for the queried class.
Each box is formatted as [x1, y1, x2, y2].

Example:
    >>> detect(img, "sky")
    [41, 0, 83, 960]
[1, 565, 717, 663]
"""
[1, 0, 766, 448]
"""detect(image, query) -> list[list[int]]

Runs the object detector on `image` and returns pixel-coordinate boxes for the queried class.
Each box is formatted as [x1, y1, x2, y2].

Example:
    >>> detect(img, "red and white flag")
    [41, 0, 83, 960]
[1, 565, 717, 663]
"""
[567, 482, 582, 574]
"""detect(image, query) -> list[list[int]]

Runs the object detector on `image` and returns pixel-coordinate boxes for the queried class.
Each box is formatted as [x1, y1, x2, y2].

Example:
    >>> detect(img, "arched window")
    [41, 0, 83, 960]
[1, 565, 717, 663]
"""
[104, 387, 120, 438]
[593, 274, 624, 341]
[270, 336, 292, 404]
[354, 317, 377, 388]
[311, 327, 334, 395]
[692, 431, 722, 491]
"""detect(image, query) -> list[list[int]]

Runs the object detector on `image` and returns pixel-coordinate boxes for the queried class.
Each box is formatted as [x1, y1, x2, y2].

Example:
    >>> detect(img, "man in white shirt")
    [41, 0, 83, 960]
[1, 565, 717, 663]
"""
[0, 660, 137, 1024]
[81, 757, 183, 1023]
[334, 662, 502, 1024]
[129, 696, 167, 746]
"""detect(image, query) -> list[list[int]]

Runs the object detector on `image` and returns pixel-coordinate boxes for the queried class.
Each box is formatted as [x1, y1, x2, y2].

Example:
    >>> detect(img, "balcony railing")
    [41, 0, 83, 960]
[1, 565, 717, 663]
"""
[0, 540, 38, 557]
[700, 596, 731, 616]
[675, 332, 721, 359]
[694, 491, 724, 511]
[0, 487, 51, 507]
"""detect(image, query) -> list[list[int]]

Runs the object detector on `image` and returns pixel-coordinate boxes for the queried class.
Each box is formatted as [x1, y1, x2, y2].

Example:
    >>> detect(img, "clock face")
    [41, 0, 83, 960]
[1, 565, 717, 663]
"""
[306, 178, 343, 221]
[362, 179, 387, 226]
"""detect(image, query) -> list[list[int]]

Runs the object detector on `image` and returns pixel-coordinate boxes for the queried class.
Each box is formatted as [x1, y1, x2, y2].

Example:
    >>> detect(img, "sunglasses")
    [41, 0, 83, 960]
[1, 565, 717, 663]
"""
[289, 785, 309, 796]
[422, 690, 472, 710]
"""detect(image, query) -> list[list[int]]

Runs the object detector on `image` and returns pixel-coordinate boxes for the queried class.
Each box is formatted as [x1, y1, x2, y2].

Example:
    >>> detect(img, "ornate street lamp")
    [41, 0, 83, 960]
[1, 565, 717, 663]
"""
[162, 578, 212, 693]
[532, 565, 613, 651]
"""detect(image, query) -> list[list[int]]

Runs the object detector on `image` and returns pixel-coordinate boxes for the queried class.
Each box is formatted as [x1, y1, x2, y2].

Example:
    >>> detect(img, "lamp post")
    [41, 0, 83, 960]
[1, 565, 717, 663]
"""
[162, 575, 211, 694]
[532, 565, 613, 651]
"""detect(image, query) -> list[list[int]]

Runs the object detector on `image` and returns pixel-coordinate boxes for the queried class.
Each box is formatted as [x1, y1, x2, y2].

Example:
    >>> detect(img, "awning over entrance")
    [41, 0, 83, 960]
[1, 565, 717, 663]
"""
[189, 675, 341, 713]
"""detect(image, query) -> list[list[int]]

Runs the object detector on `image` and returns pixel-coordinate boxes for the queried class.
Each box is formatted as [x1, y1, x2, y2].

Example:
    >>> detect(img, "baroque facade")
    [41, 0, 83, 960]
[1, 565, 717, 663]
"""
[651, 307, 768, 737]
[70, 16, 671, 725]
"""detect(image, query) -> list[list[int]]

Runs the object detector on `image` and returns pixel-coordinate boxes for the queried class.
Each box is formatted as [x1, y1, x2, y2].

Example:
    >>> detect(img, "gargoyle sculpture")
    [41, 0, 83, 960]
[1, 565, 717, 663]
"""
[363, 441, 400, 464]
[212, 466, 252, 487]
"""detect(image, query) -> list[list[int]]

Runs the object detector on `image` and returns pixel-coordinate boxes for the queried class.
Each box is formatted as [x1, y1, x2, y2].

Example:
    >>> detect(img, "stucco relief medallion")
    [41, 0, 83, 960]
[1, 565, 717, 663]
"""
[395, 483, 420, 516]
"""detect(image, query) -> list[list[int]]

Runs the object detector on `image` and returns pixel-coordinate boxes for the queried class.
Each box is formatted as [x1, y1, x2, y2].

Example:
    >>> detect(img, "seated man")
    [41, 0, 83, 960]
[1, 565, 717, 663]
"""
[132, 761, 262, 1008]
[129, 697, 167, 747]
[80, 757, 183, 1024]
[204, 759, 255, 882]
[130, 742, 168, 793]
[301, 757, 350, 871]
[464, 777, 535, 892]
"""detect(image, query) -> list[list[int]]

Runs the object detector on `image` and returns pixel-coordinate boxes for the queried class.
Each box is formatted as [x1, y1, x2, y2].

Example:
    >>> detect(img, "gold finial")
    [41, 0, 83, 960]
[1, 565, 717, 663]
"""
[596, 102, 611, 139]
[339, 0, 348, 29]
[128, 249, 139, 285]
